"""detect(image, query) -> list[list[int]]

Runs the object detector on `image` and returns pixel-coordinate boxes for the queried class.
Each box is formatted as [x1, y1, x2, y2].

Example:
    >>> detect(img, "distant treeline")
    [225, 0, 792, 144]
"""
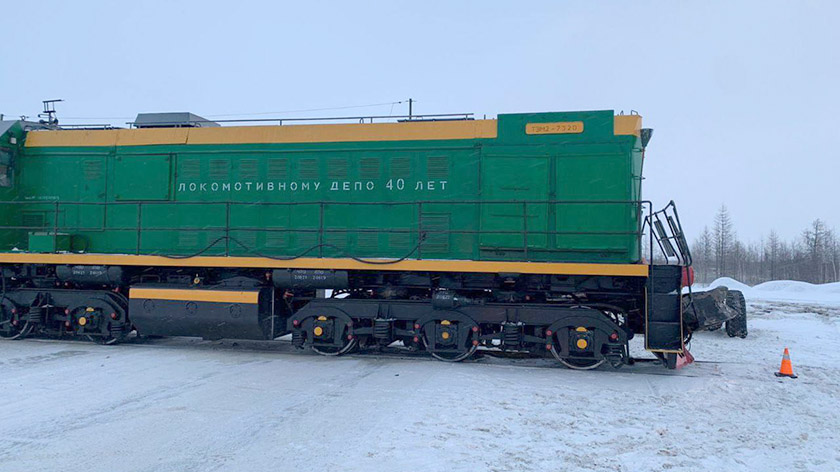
[688, 205, 839, 285]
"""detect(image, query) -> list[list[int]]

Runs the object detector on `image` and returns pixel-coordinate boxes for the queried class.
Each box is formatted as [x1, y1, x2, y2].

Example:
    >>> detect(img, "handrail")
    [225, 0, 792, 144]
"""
[0, 199, 657, 263]
[125, 113, 475, 128]
[644, 200, 691, 266]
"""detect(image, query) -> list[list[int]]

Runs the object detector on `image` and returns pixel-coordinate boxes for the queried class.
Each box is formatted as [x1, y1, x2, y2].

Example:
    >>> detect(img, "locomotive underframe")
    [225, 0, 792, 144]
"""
[0, 263, 671, 369]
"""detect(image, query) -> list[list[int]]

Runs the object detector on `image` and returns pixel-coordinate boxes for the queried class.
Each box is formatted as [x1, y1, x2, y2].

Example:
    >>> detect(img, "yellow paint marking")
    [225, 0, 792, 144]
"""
[26, 120, 498, 148]
[26, 115, 640, 147]
[525, 121, 584, 135]
[25, 128, 189, 148]
[129, 288, 259, 304]
[0, 253, 650, 277]
[614, 115, 642, 137]
[187, 120, 498, 145]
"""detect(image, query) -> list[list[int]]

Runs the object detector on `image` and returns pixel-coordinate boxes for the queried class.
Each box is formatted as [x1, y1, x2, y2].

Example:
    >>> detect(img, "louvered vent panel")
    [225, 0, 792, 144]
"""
[180, 159, 200, 179]
[421, 214, 450, 253]
[388, 232, 410, 251]
[357, 230, 379, 251]
[295, 232, 318, 249]
[236, 231, 257, 251]
[239, 159, 258, 179]
[22, 212, 47, 229]
[209, 159, 230, 179]
[298, 159, 319, 179]
[268, 158, 289, 179]
[426, 156, 449, 179]
[390, 157, 410, 178]
[327, 158, 349, 179]
[324, 231, 346, 250]
[359, 157, 381, 179]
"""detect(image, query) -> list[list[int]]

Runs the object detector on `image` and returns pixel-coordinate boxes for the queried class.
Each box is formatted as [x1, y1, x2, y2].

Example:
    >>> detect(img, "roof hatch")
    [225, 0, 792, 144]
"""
[132, 112, 219, 128]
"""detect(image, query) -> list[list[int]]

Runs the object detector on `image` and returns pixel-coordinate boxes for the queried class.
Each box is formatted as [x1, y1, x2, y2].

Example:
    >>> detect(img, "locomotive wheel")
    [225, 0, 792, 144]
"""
[421, 320, 478, 363]
[312, 337, 358, 356]
[424, 338, 477, 362]
[85, 333, 123, 345]
[553, 353, 605, 371]
[68, 299, 125, 345]
[307, 314, 358, 356]
[0, 320, 33, 340]
[0, 299, 32, 340]
[548, 338, 605, 370]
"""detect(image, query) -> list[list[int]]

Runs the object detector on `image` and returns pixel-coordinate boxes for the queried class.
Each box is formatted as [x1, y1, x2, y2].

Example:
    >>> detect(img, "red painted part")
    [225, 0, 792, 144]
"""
[676, 349, 695, 369]
[681, 266, 695, 287]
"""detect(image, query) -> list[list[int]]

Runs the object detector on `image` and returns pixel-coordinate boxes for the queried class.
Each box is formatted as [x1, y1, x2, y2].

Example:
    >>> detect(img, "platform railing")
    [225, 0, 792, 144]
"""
[0, 199, 658, 263]
[644, 200, 692, 266]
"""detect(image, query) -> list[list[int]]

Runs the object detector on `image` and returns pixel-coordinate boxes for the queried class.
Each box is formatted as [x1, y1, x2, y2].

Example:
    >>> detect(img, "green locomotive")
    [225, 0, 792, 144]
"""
[0, 109, 692, 369]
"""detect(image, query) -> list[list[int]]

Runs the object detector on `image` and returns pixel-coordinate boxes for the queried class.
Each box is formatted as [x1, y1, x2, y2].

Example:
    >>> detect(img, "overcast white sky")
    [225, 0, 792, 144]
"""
[2, 0, 837, 242]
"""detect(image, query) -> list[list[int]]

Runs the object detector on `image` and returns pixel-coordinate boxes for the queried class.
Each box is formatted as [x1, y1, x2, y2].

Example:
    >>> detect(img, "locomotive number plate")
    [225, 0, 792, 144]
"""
[525, 121, 584, 135]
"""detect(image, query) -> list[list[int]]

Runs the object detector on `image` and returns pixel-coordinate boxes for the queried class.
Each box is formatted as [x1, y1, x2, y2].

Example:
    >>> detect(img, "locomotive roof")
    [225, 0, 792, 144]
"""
[23, 113, 642, 148]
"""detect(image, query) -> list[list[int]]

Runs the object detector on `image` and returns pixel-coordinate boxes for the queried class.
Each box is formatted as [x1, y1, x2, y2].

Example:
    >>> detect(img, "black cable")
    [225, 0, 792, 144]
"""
[156, 236, 230, 259]
[158, 234, 426, 265]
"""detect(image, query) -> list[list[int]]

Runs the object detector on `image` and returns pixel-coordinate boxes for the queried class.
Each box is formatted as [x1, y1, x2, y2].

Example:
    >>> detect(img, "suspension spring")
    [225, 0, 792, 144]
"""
[373, 318, 394, 340]
[502, 322, 522, 347]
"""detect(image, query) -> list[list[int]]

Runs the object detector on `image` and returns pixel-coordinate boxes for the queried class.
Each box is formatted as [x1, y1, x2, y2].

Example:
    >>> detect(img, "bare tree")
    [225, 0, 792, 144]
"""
[690, 226, 714, 283]
[766, 230, 781, 280]
[688, 211, 838, 284]
[829, 229, 839, 282]
[713, 205, 735, 278]
[803, 219, 829, 283]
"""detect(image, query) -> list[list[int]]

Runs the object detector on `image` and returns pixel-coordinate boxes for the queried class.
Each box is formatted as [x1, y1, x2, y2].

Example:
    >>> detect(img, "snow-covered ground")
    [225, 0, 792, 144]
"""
[1, 281, 838, 472]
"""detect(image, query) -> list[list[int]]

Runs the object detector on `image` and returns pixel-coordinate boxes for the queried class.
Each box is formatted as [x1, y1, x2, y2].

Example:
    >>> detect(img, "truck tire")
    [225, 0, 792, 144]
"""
[725, 290, 748, 338]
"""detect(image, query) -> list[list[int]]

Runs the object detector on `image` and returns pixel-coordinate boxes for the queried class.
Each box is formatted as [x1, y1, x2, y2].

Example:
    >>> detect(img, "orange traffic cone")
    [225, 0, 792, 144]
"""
[774, 348, 797, 378]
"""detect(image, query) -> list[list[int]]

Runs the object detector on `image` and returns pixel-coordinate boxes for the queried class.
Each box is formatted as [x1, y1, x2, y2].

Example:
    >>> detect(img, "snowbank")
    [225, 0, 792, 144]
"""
[696, 277, 840, 305]
[705, 276, 752, 292]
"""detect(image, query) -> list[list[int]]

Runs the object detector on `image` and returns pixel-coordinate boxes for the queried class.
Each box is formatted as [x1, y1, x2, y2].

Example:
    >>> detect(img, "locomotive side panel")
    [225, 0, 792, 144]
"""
[10, 110, 643, 264]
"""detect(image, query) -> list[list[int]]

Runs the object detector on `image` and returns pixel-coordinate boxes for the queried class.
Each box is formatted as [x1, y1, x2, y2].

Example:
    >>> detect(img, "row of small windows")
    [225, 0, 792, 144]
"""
[177, 156, 449, 180]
